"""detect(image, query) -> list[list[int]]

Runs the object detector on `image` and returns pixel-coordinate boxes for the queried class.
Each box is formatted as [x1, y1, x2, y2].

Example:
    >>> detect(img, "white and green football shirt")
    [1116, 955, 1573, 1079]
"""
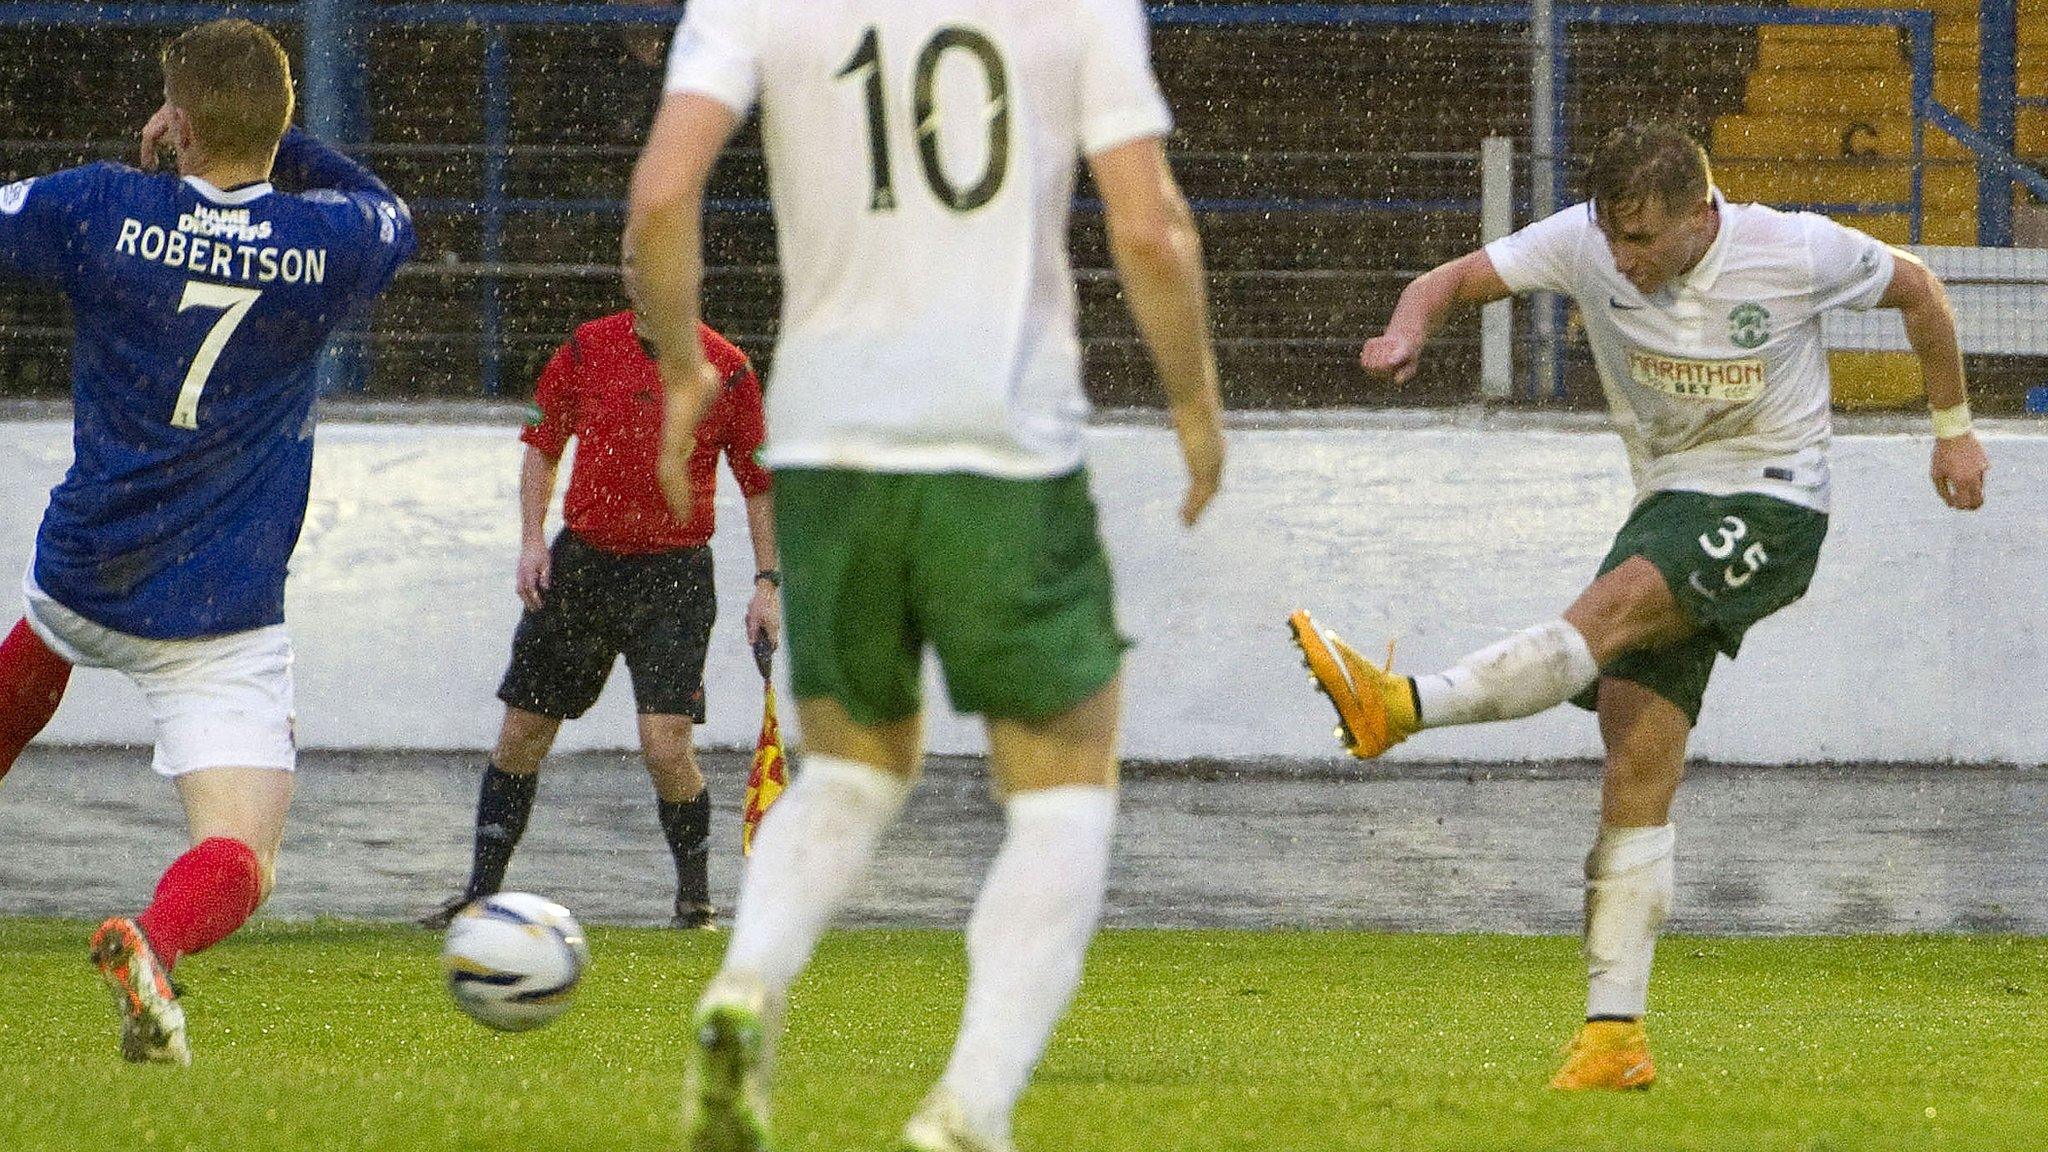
[1486, 194, 1898, 512]
[666, 0, 1172, 478]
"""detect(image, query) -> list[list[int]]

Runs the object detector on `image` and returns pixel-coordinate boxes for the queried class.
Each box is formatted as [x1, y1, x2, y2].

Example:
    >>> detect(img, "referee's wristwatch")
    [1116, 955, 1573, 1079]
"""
[754, 568, 781, 589]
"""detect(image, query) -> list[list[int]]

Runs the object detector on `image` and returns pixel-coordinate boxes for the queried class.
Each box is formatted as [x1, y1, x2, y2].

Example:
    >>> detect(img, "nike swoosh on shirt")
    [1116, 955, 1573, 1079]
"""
[1610, 296, 1644, 311]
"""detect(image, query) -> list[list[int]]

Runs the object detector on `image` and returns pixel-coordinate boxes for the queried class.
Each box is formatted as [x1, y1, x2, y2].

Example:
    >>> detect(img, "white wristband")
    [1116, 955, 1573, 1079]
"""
[1931, 402, 1973, 439]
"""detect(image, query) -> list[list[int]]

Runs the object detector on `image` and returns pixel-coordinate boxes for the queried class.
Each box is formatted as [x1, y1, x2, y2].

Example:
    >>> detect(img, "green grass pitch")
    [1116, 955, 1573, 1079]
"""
[3, 920, 2046, 1151]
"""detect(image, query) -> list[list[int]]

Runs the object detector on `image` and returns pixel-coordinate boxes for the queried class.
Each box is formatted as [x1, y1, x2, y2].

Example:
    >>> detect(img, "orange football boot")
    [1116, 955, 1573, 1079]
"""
[1549, 1020, 1656, 1090]
[1287, 609, 1418, 758]
[90, 917, 189, 1065]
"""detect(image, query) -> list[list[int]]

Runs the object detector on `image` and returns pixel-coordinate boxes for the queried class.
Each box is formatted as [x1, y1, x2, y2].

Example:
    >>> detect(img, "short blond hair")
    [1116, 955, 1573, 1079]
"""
[161, 20, 295, 164]
[1586, 123, 1713, 225]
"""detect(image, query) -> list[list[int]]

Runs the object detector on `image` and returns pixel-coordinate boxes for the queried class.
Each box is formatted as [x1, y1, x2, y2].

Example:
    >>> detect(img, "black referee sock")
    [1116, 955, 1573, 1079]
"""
[464, 761, 539, 898]
[658, 788, 712, 905]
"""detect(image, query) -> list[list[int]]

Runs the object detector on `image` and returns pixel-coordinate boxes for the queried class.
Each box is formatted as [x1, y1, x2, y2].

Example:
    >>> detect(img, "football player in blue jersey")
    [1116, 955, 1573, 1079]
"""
[0, 20, 415, 1065]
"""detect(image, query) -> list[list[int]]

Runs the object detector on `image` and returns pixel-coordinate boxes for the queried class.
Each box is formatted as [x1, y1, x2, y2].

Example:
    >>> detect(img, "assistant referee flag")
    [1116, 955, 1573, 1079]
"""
[742, 634, 786, 856]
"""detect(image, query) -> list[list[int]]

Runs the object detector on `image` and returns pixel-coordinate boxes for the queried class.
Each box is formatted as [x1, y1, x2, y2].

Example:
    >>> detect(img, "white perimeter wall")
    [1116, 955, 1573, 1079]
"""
[3, 416, 2039, 764]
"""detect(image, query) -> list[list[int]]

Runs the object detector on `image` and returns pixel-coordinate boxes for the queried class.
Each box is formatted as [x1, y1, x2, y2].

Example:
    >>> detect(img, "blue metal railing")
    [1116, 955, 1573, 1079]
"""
[5, 4, 298, 23]
[303, 0, 365, 394]
[1980, 0, 2017, 241]
[2, 1, 2039, 396]
[480, 24, 511, 399]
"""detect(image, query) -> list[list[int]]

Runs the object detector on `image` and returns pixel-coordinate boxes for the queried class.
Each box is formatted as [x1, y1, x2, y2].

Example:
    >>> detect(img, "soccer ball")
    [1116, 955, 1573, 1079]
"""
[441, 892, 590, 1032]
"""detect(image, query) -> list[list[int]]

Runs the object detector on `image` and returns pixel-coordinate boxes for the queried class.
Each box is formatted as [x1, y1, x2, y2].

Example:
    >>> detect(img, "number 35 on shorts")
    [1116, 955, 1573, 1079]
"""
[1697, 515, 1768, 590]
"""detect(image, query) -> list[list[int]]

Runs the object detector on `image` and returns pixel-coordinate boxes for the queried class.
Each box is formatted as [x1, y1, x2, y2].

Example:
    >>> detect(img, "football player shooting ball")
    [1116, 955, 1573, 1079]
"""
[1294, 122, 1987, 1092]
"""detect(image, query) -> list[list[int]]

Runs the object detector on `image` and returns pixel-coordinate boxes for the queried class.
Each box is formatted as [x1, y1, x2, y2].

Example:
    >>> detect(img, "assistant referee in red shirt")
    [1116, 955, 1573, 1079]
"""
[422, 307, 777, 930]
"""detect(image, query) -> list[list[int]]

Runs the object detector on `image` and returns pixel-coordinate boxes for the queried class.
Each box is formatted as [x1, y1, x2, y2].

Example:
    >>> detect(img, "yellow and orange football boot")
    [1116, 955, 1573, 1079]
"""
[1287, 609, 1419, 759]
[1549, 1019, 1656, 1090]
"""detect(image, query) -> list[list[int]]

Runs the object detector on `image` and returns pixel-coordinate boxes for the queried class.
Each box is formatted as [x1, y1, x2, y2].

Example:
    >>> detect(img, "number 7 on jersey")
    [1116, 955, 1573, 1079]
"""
[171, 280, 262, 430]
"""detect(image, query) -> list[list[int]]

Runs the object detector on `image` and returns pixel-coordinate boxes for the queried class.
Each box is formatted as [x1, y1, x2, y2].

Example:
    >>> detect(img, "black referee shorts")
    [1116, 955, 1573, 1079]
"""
[497, 529, 716, 721]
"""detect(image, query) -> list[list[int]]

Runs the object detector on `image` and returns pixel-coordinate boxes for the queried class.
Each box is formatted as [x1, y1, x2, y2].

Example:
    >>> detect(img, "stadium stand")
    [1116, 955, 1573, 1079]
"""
[1713, 0, 2048, 247]
[1710, 0, 2048, 403]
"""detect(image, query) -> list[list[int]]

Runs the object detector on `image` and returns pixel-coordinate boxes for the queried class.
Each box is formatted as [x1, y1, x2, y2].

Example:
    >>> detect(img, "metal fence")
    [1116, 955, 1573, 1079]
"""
[0, 1, 2041, 407]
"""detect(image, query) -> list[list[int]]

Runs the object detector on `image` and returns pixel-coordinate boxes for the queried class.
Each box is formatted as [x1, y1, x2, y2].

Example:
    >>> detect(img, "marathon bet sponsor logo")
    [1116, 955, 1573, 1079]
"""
[1626, 349, 1765, 403]
[1728, 301, 1770, 349]
[0, 178, 32, 215]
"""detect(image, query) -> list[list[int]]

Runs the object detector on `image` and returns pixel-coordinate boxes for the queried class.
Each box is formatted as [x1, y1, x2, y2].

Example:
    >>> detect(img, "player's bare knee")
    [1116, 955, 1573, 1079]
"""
[644, 741, 699, 772]
[644, 745, 704, 798]
[493, 742, 549, 777]
[637, 714, 700, 791]
[1600, 749, 1684, 824]
[795, 698, 925, 776]
[1569, 563, 1688, 663]
[1564, 591, 1637, 662]
[494, 708, 559, 774]
[989, 683, 1123, 793]
[1604, 751, 1681, 792]
[1000, 758, 1117, 794]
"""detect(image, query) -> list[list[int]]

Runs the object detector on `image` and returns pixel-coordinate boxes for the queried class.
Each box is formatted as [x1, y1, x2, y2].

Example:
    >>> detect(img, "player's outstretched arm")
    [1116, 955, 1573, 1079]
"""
[271, 127, 402, 201]
[1880, 253, 1988, 511]
[1361, 250, 1513, 385]
[1089, 137, 1223, 527]
[274, 128, 418, 300]
[626, 92, 739, 520]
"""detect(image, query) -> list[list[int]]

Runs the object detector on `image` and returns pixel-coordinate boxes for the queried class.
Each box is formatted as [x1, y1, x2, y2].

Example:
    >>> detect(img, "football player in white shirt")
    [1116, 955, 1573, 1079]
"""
[626, 2, 1224, 1149]
[1292, 124, 1988, 1091]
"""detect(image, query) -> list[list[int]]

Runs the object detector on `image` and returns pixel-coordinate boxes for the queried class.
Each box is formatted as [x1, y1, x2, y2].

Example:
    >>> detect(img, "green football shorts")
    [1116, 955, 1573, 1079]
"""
[1571, 489, 1829, 726]
[773, 467, 1128, 726]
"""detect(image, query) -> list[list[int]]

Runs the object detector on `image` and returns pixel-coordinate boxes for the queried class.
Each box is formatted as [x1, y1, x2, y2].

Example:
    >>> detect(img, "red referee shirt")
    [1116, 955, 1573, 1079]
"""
[521, 311, 771, 554]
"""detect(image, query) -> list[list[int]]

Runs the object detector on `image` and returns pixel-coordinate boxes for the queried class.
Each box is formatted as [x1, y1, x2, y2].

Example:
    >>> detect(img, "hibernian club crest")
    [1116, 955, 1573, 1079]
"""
[1728, 302, 1770, 349]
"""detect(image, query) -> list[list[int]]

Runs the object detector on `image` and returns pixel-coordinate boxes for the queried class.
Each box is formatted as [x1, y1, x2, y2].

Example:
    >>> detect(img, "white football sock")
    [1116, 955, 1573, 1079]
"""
[721, 753, 912, 997]
[1411, 619, 1600, 728]
[1583, 823, 1675, 1020]
[939, 785, 1118, 1142]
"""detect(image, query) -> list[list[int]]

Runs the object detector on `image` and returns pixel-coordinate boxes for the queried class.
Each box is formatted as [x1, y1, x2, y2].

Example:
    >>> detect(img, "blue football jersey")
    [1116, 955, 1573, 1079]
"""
[0, 129, 415, 639]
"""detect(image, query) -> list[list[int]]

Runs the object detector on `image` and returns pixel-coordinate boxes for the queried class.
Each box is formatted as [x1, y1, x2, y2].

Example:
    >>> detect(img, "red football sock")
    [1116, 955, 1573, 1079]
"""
[0, 618, 72, 781]
[136, 837, 263, 969]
